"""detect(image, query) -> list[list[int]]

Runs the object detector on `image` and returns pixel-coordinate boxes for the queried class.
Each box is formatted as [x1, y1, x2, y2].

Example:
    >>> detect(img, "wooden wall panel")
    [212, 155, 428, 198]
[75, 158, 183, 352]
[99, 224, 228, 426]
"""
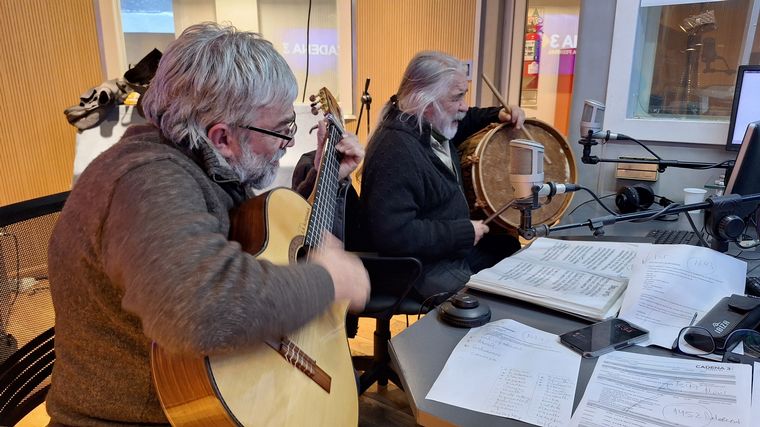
[0, 0, 103, 206]
[355, 0, 477, 143]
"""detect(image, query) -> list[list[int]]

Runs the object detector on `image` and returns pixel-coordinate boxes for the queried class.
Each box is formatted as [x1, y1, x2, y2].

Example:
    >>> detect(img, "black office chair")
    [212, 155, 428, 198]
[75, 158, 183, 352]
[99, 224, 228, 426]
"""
[353, 254, 425, 394]
[0, 191, 68, 426]
[0, 326, 54, 425]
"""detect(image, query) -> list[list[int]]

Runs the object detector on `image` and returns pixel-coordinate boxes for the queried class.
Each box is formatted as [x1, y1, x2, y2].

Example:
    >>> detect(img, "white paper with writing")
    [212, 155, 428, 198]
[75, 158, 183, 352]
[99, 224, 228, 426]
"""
[619, 244, 746, 349]
[426, 319, 580, 426]
[570, 351, 752, 427]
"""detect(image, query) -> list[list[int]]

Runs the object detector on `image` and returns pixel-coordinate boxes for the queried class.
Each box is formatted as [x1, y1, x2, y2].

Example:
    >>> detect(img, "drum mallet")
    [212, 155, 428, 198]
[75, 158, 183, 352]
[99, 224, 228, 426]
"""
[480, 74, 551, 165]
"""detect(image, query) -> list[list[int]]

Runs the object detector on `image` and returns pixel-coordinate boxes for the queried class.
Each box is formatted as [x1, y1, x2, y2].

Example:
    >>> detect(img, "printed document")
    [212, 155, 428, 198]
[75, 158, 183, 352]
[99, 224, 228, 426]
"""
[570, 351, 752, 427]
[618, 244, 746, 349]
[468, 237, 651, 320]
[426, 319, 580, 427]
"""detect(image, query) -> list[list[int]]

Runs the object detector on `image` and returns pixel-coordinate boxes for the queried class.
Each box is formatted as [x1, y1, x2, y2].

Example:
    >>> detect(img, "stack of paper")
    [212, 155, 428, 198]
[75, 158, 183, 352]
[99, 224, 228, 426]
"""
[468, 238, 650, 321]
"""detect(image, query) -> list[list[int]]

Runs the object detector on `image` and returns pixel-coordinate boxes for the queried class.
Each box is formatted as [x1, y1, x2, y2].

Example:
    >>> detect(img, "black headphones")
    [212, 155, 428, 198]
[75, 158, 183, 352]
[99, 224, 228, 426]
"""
[438, 294, 491, 328]
[615, 184, 673, 214]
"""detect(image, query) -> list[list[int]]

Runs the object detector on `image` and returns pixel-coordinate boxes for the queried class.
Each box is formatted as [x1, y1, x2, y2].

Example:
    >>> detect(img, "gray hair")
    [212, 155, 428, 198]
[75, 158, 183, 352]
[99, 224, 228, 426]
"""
[382, 51, 467, 132]
[141, 22, 298, 149]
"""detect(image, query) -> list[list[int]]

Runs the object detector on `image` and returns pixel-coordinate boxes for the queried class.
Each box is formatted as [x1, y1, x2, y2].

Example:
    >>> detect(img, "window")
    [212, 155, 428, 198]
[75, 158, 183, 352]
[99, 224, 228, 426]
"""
[120, 0, 175, 68]
[605, 0, 760, 144]
[105, 0, 352, 109]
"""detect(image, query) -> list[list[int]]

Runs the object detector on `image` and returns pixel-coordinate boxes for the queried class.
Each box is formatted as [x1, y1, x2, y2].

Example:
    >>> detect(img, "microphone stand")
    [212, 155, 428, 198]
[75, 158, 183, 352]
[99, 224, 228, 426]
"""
[355, 78, 372, 134]
[518, 192, 760, 252]
[578, 133, 734, 173]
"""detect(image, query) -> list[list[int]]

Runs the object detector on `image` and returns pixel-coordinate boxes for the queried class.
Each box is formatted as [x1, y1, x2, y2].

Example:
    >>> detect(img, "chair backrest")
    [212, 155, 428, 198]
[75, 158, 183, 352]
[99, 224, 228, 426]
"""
[0, 191, 68, 425]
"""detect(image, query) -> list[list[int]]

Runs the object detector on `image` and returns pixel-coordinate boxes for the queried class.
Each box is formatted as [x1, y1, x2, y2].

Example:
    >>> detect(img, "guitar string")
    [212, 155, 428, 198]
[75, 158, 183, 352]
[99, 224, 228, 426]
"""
[308, 123, 341, 248]
[295, 120, 341, 348]
[307, 123, 334, 247]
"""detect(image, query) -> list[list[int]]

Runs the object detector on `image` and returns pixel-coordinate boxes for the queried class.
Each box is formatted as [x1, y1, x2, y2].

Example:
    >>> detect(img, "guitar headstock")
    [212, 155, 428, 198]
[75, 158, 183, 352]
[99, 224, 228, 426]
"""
[309, 87, 344, 132]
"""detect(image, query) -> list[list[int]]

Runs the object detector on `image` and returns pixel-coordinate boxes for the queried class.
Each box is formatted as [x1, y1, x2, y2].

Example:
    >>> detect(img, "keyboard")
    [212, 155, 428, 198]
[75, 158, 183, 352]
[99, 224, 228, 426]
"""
[646, 229, 701, 245]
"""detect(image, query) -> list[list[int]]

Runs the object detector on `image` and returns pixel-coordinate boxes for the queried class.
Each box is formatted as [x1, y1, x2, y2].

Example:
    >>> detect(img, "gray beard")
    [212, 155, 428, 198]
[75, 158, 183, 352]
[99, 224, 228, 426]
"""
[230, 144, 286, 191]
[433, 110, 467, 140]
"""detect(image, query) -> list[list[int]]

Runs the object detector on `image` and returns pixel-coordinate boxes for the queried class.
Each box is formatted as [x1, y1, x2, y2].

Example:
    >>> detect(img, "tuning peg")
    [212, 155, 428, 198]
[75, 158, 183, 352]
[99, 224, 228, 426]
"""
[311, 107, 319, 115]
[309, 94, 317, 102]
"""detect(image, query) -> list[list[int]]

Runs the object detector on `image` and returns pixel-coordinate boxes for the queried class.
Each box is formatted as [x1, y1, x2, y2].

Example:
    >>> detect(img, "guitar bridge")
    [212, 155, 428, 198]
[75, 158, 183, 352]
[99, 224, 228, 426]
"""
[267, 338, 332, 392]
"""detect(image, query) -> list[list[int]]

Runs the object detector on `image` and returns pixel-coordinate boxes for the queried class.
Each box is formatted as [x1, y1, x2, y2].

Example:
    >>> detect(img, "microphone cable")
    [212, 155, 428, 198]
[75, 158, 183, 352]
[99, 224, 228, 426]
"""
[682, 211, 710, 247]
[563, 193, 616, 218]
[301, 0, 313, 103]
[608, 135, 734, 170]
[613, 135, 662, 161]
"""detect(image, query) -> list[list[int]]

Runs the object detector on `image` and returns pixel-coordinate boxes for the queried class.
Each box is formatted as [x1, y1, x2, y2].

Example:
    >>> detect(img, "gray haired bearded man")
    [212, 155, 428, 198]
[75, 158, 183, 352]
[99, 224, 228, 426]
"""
[360, 51, 525, 303]
[46, 22, 369, 426]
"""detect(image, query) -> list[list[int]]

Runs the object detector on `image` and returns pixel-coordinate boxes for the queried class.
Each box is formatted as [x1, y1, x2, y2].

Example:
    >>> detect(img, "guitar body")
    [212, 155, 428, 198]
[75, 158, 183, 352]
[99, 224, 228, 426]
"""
[151, 188, 358, 427]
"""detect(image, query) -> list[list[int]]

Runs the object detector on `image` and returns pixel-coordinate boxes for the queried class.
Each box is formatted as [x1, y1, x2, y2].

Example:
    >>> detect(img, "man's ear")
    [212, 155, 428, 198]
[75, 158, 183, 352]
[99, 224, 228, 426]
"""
[207, 123, 236, 158]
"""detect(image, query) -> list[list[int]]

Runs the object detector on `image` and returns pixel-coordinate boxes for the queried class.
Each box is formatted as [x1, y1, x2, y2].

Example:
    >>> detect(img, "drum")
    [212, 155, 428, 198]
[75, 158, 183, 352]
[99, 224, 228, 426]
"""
[458, 118, 578, 234]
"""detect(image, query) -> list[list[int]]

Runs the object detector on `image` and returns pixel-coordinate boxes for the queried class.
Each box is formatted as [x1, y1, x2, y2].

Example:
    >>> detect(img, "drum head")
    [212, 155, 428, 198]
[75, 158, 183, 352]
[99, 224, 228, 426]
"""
[468, 118, 577, 230]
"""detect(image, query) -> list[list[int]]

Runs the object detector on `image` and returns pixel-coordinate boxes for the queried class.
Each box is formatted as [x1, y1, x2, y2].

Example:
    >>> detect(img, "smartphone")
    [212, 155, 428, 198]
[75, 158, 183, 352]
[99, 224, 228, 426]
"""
[559, 318, 649, 358]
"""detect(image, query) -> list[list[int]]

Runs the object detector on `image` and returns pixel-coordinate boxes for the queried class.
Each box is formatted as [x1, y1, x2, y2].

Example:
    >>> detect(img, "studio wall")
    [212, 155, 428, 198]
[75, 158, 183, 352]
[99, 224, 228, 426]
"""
[0, 0, 103, 206]
[354, 0, 477, 143]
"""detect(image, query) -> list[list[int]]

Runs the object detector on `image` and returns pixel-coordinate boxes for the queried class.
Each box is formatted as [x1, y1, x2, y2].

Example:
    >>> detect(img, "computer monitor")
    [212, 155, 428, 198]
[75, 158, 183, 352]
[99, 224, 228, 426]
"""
[725, 121, 760, 195]
[726, 65, 760, 151]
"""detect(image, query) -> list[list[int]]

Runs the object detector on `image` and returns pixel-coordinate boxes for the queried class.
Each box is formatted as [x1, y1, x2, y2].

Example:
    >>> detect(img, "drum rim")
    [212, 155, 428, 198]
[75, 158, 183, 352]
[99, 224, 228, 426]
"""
[469, 118, 578, 229]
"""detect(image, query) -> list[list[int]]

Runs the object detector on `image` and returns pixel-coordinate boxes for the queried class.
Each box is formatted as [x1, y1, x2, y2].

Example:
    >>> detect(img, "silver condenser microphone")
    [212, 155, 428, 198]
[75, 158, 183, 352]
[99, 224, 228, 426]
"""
[580, 100, 629, 140]
[509, 139, 580, 199]
[509, 139, 544, 199]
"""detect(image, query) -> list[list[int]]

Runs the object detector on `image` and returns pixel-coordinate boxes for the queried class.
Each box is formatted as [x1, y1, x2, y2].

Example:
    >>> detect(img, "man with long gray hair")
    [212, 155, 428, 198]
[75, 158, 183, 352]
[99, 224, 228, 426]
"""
[360, 50, 525, 303]
[46, 22, 369, 426]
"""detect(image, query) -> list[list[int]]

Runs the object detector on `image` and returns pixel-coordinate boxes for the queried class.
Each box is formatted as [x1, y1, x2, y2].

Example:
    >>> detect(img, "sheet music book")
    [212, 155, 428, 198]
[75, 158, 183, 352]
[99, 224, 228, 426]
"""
[467, 238, 651, 321]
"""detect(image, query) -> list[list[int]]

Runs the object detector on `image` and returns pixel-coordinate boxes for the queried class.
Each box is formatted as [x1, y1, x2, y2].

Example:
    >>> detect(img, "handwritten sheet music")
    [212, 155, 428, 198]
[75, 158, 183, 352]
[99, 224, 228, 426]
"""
[426, 319, 580, 426]
[618, 244, 746, 349]
[570, 352, 752, 427]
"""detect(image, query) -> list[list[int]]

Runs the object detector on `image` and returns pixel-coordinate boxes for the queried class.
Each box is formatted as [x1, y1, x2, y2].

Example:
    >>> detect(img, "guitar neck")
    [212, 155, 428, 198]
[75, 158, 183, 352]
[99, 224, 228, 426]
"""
[304, 118, 343, 248]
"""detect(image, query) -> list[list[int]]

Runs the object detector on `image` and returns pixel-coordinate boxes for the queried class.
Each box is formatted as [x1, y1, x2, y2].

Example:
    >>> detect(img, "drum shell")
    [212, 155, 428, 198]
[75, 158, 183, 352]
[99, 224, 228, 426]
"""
[458, 119, 577, 233]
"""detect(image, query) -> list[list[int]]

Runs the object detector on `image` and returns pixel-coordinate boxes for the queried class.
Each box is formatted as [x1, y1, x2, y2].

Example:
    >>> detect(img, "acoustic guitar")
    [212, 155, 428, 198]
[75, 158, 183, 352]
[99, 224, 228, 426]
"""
[150, 88, 358, 426]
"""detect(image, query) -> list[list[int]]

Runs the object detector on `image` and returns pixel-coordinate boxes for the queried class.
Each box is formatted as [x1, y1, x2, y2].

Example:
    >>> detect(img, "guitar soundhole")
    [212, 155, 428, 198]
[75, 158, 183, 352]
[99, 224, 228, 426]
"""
[296, 246, 310, 262]
[290, 235, 307, 262]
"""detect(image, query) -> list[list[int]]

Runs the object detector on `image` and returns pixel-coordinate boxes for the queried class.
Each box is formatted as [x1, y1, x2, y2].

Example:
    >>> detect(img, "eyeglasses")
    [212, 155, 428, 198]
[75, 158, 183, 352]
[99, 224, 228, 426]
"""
[675, 326, 760, 356]
[238, 113, 297, 142]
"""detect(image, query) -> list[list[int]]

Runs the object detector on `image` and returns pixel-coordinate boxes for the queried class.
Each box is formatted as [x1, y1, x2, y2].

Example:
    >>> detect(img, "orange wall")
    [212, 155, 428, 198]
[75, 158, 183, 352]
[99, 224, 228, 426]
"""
[354, 0, 477, 143]
[0, 0, 103, 206]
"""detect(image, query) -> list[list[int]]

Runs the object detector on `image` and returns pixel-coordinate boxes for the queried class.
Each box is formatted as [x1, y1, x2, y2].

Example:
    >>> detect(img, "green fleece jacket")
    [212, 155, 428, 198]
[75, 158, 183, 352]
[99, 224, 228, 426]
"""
[46, 124, 334, 426]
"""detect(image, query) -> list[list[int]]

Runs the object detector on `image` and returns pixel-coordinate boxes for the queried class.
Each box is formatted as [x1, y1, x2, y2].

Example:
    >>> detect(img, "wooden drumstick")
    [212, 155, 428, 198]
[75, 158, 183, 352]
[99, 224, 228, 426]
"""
[480, 74, 552, 165]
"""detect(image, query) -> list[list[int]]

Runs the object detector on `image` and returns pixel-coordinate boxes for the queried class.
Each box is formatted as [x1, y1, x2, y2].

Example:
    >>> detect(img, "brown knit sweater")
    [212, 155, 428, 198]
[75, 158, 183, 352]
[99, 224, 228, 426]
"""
[46, 125, 334, 426]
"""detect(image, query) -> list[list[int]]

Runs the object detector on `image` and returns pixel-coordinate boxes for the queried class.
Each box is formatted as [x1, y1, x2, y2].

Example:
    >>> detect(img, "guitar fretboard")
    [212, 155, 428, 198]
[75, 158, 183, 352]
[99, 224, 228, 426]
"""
[304, 119, 342, 248]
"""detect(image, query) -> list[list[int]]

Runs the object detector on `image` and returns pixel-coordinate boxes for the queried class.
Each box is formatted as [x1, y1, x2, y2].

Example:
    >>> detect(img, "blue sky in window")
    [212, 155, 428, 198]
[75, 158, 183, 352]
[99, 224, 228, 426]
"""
[121, 0, 174, 33]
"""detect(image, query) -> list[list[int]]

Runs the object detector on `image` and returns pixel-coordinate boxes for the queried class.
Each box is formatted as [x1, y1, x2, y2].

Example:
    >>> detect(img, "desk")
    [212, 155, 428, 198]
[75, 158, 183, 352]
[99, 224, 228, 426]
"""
[390, 290, 681, 427]
[389, 210, 760, 426]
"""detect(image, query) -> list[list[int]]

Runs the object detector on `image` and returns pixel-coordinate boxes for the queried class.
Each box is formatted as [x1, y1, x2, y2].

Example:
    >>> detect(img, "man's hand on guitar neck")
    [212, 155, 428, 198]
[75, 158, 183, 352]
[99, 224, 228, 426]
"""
[310, 232, 371, 313]
[314, 119, 365, 180]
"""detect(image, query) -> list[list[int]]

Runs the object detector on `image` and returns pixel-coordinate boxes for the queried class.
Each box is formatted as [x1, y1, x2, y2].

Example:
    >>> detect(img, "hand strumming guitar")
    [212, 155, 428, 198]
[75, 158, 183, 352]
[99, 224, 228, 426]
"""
[310, 232, 370, 314]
